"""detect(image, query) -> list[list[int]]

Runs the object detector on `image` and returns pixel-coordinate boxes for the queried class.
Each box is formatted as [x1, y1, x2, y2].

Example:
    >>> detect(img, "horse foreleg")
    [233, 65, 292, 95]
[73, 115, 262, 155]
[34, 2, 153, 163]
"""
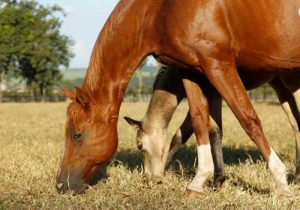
[182, 76, 214, 195]
[168, 87, 225, 188]
[270, 77, 300, 184]
[203, 59, 293, 198]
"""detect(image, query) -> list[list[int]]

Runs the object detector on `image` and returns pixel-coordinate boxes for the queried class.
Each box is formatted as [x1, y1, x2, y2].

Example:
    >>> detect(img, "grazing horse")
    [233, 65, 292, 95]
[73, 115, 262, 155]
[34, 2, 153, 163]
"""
[56, 0, 300, 197]
[125, 66, 300, 189]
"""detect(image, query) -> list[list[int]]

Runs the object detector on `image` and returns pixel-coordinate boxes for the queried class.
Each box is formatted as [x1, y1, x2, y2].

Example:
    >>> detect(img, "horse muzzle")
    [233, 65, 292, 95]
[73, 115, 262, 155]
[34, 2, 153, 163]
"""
[56, 170, 87, 195]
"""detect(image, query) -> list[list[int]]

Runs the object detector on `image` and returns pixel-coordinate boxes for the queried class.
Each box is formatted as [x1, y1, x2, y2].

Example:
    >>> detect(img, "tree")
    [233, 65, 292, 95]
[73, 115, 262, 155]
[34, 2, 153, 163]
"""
[135, 57, 148, 101]
[0, 0, 73, 101]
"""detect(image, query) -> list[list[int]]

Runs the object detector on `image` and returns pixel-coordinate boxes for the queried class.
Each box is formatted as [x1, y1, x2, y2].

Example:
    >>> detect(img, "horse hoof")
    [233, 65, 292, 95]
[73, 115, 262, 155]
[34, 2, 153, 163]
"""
[185, 189, 203, 197]
[277, 189, 294, 199]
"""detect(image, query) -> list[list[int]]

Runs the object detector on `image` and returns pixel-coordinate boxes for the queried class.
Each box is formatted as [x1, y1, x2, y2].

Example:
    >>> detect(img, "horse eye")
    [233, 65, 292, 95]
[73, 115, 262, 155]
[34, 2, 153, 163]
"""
[73, 133, 83, 140]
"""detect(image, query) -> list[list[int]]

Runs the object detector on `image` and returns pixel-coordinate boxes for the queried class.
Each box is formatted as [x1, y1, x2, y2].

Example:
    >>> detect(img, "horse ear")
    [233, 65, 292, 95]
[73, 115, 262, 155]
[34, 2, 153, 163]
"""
[124, 116, 142, 130]
[63, 88, 76, 100]
[75, 87, 91, 109]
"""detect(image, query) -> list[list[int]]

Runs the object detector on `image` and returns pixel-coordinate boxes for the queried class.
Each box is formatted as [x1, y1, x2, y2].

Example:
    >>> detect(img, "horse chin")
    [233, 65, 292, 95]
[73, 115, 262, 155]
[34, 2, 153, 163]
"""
[143, 158, 164, 183]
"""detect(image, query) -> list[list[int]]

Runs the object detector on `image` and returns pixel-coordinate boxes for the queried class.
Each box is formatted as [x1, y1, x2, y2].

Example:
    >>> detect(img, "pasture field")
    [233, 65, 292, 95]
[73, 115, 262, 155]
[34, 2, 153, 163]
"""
[0, 102, 299, 209]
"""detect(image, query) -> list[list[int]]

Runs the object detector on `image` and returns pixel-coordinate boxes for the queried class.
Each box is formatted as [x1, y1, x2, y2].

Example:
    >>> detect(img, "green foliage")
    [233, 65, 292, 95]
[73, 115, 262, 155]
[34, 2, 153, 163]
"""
[0, 0, 73, 100]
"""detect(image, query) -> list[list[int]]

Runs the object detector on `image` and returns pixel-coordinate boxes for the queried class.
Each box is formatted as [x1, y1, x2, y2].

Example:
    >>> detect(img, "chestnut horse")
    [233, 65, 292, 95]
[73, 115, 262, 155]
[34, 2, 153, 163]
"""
[56, 0, 300, 197]
[125, 66, 300, 189]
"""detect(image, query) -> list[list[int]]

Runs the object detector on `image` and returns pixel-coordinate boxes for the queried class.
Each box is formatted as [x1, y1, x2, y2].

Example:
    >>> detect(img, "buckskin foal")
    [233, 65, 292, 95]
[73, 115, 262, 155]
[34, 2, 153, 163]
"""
[56, 0, 300, 197]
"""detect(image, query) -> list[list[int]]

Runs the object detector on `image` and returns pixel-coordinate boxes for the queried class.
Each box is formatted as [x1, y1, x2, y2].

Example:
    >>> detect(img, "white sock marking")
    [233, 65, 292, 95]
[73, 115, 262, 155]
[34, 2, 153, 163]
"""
[268, 148, 290, 193]
[187, 144, 214, 193]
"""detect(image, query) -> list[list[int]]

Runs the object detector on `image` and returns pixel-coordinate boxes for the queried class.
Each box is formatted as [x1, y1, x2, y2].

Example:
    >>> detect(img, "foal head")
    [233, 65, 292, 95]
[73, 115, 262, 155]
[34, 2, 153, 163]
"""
[56, 87, 117, 194]
[124, 116, 170, 180]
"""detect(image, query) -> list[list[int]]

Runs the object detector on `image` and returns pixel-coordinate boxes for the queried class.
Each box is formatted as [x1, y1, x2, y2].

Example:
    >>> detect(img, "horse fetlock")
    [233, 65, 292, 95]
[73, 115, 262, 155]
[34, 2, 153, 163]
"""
[267, 148, 292, 196]
[187, 168, 213, 193]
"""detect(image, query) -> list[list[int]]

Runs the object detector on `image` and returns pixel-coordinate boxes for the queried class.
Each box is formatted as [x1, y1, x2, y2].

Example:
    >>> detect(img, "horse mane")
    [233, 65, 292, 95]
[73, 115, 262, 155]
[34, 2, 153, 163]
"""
[152, 66, 168, 92]
[83, 2, 125, 93]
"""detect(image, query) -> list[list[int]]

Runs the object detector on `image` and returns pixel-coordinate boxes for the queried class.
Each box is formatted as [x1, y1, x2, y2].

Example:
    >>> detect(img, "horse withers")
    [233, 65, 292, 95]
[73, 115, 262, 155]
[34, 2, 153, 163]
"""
[57, 0, 300, 197]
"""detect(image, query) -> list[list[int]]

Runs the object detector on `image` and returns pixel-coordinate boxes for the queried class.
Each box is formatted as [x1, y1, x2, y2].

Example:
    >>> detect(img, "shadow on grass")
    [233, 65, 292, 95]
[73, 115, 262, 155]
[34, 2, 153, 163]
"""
[168, 145, 263, 172]
[88, 145, 295, 190]
[88, 149, 143, 186]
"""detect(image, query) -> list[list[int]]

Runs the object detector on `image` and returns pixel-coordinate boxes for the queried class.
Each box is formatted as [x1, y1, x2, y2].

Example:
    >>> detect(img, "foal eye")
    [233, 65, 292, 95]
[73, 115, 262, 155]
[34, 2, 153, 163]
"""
[73, 133, 83, 141]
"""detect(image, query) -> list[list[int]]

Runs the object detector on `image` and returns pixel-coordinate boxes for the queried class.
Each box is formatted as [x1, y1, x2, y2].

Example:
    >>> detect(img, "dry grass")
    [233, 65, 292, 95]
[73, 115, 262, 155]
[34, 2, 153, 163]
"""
[0, 102, 299, 209]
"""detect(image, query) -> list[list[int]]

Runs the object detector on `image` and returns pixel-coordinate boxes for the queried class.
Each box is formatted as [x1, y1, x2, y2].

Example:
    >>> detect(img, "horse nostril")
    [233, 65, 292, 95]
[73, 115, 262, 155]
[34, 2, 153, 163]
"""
[56, 182, 64, 191]
[137, 143, 143, 150]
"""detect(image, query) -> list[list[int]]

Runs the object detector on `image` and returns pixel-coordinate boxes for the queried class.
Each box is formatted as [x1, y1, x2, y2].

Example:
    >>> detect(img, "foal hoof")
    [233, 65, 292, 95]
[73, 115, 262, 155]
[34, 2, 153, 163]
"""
[293, 175, 300, 185]
[185, 189, 204, 197]
[213, 176, 227, 190]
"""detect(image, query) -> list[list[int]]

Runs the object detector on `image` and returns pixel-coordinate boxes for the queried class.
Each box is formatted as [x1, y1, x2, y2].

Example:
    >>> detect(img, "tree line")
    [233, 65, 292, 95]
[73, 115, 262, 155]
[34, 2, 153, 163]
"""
[0, 0, 73, 102]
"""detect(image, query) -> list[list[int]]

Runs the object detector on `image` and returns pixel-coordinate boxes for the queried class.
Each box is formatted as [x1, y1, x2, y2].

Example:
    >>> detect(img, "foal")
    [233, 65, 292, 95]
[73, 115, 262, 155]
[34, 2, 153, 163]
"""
[126, 66, 300, 187]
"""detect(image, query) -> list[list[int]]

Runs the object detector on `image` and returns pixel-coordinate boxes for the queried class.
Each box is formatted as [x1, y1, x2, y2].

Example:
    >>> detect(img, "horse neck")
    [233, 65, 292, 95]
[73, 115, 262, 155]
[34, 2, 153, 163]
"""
[82, 1, 157, 116]
[143, 90, 179, 131]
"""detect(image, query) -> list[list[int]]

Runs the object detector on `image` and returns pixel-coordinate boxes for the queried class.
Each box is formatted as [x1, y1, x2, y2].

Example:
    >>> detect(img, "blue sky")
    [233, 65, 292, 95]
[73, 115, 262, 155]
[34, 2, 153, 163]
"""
[38, 0, 119, 68]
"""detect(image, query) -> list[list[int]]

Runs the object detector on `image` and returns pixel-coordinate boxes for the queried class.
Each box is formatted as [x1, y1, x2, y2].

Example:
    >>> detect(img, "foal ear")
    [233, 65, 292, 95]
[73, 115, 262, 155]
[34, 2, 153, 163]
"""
[63, 88, 76, 100]
[124, 116, 142, 130]
[75, 87, 91, 109]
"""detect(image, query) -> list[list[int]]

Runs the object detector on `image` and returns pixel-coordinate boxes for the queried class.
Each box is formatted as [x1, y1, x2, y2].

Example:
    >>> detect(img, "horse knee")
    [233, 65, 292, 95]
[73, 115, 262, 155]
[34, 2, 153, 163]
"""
[240, 110, 264, 140]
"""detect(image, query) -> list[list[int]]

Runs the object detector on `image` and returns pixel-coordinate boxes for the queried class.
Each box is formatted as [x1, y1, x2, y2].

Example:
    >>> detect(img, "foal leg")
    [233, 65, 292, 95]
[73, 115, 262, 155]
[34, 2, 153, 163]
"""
[181, 76, 214, 194]
[206, 90, 225, 188]
[167, 112, 193, 165]
[203, 59, 293, 197]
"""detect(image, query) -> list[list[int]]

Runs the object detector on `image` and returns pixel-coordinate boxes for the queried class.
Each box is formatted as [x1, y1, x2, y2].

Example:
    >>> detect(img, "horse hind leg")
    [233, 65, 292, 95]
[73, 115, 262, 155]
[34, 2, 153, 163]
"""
[271, 76, 300, 184]
[203, 58, 293, 198]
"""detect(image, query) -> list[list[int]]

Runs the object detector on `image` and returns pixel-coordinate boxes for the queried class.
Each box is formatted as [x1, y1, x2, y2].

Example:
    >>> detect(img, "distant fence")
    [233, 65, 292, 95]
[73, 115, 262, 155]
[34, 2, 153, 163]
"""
[0, 91, 279, 103]
[123, 94, 152, 102]
[1, 95, 67, 103]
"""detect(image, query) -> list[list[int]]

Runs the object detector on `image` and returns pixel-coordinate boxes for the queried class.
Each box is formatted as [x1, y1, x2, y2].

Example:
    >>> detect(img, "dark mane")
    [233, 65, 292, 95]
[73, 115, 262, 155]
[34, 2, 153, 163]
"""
[152, 66, 168, 91]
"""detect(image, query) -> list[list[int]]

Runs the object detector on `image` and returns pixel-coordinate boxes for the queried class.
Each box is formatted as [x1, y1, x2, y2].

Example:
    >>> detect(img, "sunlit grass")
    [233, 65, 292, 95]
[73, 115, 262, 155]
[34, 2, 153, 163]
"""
[0, 102, 299, 209]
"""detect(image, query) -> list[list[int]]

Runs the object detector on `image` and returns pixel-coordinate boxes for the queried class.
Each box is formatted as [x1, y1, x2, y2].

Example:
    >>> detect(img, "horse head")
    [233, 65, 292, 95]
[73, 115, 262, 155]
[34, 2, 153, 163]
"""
[56, 87, 117, 194]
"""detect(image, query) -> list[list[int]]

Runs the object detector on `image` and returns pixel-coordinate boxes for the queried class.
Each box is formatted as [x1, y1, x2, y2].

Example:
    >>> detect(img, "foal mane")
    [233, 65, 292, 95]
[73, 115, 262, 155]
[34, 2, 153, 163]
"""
[152, 66, 168, 91]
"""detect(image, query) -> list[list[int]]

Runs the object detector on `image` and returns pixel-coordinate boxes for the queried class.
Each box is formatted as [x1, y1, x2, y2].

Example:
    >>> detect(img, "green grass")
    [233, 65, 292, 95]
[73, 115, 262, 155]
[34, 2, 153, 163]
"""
[0, 102, 299, 209]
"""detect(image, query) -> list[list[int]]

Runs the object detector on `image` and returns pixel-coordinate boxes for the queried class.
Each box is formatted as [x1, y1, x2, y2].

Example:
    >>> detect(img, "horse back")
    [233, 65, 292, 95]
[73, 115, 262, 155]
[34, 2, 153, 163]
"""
[223, 0, 300, 69]
[155, 0, 300, 70]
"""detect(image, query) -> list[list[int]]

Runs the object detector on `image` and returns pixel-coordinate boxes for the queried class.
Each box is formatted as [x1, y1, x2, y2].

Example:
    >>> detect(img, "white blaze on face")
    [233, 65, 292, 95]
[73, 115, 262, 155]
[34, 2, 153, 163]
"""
[298, 8, 300, 16]
[187, 144, 214, 193]
[56, 147, 65, 178]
